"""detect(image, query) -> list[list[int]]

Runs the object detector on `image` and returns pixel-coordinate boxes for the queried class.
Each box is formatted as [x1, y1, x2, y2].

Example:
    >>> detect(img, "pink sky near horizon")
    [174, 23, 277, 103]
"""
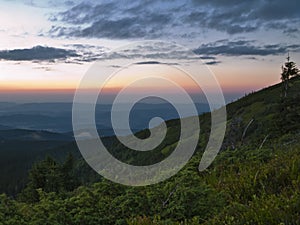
[0, 56, 285, 103]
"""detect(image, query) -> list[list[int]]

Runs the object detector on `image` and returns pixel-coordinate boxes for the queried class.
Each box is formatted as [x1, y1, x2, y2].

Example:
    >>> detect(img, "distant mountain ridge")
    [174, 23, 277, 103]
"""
[0, 129, 73, 141]
[0, 102, 210, 134]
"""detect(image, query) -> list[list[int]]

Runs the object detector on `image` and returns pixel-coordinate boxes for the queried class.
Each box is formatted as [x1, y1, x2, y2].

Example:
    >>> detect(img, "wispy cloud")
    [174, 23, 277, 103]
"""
[194, 40, 300, 56]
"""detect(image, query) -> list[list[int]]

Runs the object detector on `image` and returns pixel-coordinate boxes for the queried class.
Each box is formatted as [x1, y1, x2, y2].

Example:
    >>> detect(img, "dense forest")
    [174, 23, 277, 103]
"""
[0, 60, 300, 224]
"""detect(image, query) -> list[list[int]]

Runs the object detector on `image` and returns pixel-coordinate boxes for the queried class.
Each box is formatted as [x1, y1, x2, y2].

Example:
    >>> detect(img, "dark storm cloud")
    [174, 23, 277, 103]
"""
[47, 0, 300, 38]
[0, 46, 78, 61]
[194, 40, 300, 56]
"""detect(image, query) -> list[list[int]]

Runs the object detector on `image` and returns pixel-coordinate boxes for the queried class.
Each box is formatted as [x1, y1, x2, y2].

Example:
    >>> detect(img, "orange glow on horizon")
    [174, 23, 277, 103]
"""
[0, 78, 276, 95]
[0, 80, 77, 91]
[0, 61, 281, 96]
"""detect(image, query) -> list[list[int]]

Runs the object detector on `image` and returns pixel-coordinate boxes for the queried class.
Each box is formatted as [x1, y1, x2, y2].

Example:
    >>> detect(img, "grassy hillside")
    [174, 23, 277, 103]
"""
[0, 77, 300, 224]
[107, 76, 299, 166]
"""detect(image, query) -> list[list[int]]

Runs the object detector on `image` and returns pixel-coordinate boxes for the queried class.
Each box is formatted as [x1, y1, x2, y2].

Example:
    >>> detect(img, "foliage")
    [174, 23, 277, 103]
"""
[281, 55, 299, 98]
[18, 154, 79, 203]
[1, 74, 300, 224]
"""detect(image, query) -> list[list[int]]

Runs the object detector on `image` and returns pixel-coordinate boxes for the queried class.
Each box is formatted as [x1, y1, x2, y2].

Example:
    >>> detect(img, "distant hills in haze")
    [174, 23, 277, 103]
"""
[0, 101, 210, 194]
[0, 102, 210, 135]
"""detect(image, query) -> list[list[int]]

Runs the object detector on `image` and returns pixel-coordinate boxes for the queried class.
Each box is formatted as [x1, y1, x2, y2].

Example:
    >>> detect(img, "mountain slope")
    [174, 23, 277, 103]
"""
[1, 77, 300, 224]
[103, 77, 300, 166]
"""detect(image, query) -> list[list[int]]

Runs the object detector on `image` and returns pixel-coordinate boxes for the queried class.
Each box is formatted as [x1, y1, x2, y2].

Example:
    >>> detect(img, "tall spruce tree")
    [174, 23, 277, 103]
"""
[281, 53, 299, 98]
[278, 54, 300, 134]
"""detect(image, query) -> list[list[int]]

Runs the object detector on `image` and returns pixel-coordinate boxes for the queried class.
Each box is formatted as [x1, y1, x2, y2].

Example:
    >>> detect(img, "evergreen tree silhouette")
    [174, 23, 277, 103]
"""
[281, 53, 299, 98]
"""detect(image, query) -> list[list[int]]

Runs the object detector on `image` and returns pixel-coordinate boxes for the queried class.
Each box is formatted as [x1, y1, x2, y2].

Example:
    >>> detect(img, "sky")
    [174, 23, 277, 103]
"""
[0, 0, 300, 103]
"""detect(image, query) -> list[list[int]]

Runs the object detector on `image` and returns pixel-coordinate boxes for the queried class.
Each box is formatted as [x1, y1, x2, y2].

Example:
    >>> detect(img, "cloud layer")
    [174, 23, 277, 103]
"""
[0, 46, 78, 61]
[1, 40, 298, 66]
[194, 40, 300, 56]
[48, 0, 300, 39]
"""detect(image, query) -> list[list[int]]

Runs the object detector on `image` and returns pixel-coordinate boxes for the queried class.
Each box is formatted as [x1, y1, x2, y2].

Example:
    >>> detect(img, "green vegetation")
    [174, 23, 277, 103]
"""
[0, 60, 300, 224]
[0, 140, 78, 195]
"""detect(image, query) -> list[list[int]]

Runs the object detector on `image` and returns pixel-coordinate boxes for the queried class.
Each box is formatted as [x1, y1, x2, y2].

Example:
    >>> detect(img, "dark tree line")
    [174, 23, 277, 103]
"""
[18, 153, 79, 203]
